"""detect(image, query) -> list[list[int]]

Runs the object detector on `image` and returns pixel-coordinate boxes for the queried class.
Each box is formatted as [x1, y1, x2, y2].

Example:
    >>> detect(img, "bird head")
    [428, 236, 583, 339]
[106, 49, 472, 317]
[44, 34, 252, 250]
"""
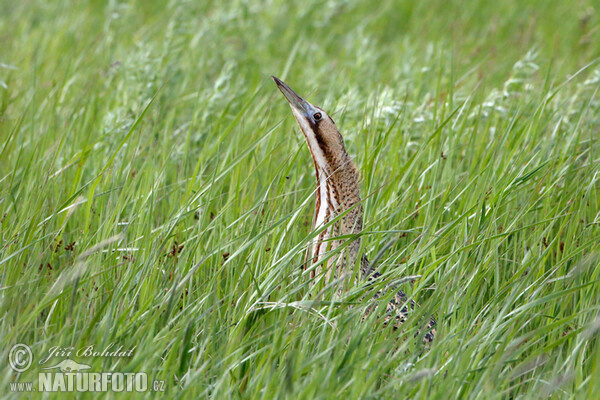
[272, 76, 346, 172]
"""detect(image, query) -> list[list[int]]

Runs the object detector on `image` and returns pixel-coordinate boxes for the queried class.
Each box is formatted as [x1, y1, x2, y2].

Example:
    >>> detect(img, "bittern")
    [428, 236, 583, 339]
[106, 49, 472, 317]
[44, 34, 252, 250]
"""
[272, 76, 435, 341]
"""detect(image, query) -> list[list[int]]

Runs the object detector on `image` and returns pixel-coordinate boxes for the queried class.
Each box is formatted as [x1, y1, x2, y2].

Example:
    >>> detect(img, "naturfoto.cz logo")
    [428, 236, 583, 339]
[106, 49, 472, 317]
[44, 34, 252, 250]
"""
[8, 343, 165, 393]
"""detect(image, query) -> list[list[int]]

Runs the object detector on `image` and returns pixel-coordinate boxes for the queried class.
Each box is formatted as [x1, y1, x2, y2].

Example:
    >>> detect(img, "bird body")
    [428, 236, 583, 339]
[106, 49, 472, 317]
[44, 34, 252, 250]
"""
[272, 76, 363, 283]
[272, 76, 435, 341]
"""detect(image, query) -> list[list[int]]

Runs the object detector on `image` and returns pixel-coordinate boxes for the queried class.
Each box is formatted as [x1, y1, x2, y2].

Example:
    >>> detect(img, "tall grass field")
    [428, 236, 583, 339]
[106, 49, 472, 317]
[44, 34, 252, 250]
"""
[1, 1, 600, 398]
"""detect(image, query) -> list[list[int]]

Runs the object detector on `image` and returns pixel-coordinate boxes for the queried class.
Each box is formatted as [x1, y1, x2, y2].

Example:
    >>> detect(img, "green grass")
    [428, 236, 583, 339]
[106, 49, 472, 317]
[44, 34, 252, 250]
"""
[1, 0, 600, 398]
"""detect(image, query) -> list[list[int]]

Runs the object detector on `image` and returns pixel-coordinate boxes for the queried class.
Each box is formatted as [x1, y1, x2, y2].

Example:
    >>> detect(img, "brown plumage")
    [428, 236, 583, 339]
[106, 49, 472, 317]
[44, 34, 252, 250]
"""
[272, 76, 435, 341]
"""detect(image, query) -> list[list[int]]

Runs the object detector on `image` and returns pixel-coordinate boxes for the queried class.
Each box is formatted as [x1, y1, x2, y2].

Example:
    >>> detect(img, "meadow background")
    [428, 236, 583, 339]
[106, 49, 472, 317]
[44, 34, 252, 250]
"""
[1, 0, 600, 398]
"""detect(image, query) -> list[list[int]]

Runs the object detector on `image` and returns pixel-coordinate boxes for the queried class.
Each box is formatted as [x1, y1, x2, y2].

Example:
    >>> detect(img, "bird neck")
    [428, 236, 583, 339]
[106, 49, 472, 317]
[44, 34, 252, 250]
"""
[309, 150, 363, 280]
[313, 151, 362, 223]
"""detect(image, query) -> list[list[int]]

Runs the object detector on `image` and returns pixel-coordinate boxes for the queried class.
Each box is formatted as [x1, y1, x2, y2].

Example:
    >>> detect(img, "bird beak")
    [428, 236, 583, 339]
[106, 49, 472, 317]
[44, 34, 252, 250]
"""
[271, 76, 313, 117]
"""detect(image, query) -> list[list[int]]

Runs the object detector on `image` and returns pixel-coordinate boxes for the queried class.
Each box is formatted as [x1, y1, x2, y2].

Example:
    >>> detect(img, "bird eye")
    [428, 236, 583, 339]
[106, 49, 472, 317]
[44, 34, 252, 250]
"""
[313, 112, 322, 121]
